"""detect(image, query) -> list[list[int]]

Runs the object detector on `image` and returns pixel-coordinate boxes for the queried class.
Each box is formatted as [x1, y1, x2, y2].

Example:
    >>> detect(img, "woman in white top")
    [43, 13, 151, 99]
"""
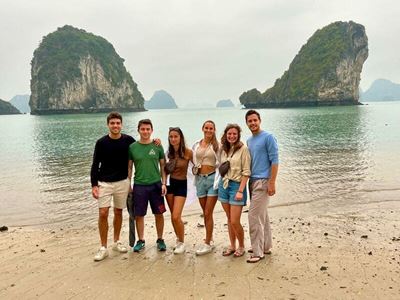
[192, 120, 221, 255]
[218, 124, 251, 257]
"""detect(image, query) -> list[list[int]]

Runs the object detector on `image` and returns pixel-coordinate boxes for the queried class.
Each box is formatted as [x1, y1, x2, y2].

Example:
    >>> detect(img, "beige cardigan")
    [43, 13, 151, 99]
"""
[220, 145, 251, 187]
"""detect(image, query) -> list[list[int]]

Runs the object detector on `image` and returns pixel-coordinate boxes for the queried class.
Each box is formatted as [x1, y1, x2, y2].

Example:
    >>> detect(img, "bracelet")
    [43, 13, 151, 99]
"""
[237, 191, 243, 193]
[162, 183, 166, 185]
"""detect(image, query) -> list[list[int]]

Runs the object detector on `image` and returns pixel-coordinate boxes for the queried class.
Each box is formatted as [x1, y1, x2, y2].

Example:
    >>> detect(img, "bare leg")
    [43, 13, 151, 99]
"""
[221, 203, 236, 250]
[166, 194, 178, 238]
[171, 196, 186, 242]
[135, 216, 145, 240]
[113, 208, 123, 242]
[154, 214, 164, 239]
[98, 207, 109, 247]
[230, 205, 244, 248]
[203, 195, 217, 244]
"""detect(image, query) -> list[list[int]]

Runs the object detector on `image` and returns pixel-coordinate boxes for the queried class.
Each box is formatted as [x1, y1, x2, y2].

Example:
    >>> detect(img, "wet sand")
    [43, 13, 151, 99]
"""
[1, 202, 399, 299]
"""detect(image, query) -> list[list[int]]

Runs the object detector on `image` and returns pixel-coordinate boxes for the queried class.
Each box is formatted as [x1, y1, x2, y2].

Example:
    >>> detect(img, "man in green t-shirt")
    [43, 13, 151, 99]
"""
[128, 119, 167, 252]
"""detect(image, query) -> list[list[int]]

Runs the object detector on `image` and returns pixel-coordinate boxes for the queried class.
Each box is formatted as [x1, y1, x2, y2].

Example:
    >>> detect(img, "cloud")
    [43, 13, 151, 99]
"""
[1, 0, 399, 104]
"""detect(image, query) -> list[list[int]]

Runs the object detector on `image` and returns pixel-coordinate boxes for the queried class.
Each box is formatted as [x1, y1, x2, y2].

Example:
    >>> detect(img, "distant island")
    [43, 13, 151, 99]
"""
[10, 95, 30, 113]
[0, 99, 21, 115]
[145, 90, 178, 109]
[360, 79, 400, 101]
[30, 25, 145, 115]
[240, 21, 368, 108]
[216, 99, 234, 107]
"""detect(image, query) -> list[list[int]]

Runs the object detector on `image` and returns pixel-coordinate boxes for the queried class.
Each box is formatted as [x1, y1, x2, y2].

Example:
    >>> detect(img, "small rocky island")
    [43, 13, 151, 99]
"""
[0, 99, 21, 115]
[216, 99, 234, 107]
[10, 95, 30, 113]
[240, 21, 368, 108]
[29, 25, 145, 115]
[145, 90, 178, 109]
[361, 79, 400, 101]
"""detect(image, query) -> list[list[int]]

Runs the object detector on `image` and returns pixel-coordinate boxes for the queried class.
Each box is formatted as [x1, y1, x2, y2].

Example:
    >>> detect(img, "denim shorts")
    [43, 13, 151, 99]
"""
[195, 172, 218, 198]
[218, 179, 247, 206]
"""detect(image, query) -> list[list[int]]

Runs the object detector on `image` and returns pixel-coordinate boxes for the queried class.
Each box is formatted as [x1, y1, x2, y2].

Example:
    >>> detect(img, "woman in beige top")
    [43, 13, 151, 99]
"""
[192, 120, 221, 256]
[218, 124, 251, 257]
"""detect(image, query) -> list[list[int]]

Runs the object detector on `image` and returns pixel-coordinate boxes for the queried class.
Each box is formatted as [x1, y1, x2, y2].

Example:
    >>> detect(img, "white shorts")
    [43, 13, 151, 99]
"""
[98, 178, 130, 209]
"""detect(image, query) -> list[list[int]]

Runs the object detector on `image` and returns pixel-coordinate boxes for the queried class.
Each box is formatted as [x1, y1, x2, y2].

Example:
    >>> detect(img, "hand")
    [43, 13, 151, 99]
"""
[161, 184, 167, 196]
[153, 138, 162, 146]
[92, 186, 99, 199]
[235, 191, 243, 201]
[267, 180, 276, 196]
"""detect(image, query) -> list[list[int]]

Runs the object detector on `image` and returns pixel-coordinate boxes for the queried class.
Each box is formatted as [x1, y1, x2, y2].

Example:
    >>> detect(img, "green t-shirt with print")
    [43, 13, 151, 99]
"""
[128, 142, 165, 185]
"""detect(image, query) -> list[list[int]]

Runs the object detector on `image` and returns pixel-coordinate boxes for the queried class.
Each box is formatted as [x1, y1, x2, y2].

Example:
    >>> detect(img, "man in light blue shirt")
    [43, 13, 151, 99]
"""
[245, 110, 279, 263]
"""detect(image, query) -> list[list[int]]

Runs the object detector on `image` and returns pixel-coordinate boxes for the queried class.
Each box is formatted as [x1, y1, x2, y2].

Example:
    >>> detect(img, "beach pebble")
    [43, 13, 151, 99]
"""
[324, 232, 328, 236]
[368, 251, 373, 255]
[0, 226, 8, 232]
[40, 249, 46, 253]
[320, 266, 328, 271]
[361, 235, 368, 239]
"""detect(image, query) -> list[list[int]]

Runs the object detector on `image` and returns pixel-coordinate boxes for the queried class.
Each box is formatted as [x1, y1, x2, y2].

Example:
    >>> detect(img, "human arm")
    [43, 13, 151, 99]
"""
[159, 158, 167, 196]
[267, 164, 278, 196]
[128, 160, 133, 192]
[235, 175, 249, 201]
[235, 147, 251, 201]
[90, 141, 100, 199]
[153, 138, 161, 146]
[266, 134, 279, 196]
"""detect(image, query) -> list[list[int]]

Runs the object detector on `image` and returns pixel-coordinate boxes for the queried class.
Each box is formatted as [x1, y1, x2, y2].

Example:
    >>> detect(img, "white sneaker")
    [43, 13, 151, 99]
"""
[94, 246, 109, 261]
[112, 241, 128, 253]
[173, 242, 186, 254]
[195, 243, 214, 256]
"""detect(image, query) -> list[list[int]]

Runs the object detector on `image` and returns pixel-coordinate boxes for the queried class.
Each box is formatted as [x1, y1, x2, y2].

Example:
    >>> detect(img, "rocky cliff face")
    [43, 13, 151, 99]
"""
[0, 99, 21, 115]
[30, 25, 144, 114]
[240, 21, 368, 108]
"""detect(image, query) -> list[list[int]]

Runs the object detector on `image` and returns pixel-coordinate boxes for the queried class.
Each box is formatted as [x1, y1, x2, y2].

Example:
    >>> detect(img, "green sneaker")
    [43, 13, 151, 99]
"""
[156, 238, 166, 251]
[133, 240, 145, 252]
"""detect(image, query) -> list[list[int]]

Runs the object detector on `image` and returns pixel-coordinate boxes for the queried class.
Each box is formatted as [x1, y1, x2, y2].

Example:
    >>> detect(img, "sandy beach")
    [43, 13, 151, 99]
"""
[1, 201, 399, 300]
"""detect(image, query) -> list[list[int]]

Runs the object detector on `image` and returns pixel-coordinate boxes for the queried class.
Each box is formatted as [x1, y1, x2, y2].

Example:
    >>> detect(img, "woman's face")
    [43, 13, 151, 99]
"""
[202, 122, 215, 139]
[227, 128, 239, 145]
[169, 130, 181, 146]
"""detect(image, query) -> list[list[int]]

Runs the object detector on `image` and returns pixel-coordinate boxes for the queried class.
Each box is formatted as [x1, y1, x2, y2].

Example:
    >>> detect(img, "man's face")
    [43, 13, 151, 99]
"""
[108, 118, 122, 135]
[138, 124, 153, 140]
[246, 114, 261, 133]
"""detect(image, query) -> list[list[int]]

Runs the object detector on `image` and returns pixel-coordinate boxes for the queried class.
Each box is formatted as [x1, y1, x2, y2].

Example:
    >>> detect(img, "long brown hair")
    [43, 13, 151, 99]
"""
[168, 127, 186, 159]
[221, 124, 243, 155]
[202, 120, 219, 153]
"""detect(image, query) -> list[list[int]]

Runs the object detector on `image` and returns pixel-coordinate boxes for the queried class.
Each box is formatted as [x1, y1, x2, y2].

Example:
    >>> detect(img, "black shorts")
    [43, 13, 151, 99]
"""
[167, 178, 187, 197]
[133, 182, 166, 216]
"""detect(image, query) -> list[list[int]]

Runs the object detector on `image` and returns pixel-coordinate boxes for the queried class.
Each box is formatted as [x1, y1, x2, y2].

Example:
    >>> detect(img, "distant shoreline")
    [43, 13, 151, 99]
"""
[30, 107, 146, 115]
[243, 100, 363, 108]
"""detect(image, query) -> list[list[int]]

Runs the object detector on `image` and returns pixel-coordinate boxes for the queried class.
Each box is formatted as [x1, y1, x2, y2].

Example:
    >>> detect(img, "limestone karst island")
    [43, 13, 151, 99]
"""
[29, 25, 145, 115]
[240, 21, 369, 108]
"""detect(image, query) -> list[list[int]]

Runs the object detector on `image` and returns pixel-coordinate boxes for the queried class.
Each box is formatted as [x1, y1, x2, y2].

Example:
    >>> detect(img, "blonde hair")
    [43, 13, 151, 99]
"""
[202, 120, 219, 153]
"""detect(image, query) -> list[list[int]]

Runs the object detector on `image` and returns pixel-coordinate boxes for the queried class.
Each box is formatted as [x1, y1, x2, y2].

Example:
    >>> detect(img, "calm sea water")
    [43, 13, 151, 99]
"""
[0, 103, 399, 227]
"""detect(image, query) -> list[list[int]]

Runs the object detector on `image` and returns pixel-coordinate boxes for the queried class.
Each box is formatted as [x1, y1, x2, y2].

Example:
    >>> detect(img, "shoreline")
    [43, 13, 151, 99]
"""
[1, 203, 399, 299]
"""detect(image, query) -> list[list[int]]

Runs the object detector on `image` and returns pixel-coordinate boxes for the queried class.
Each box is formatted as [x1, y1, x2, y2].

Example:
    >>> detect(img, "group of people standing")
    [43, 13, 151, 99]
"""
[90, 109, 279, 264]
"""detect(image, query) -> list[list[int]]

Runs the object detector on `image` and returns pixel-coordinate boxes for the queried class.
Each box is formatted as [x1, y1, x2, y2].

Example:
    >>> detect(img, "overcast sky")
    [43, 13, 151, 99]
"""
[1, 0, 399, 106]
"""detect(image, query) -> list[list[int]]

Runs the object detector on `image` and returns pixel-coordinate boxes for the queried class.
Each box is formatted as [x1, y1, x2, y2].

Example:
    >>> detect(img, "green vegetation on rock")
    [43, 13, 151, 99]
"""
[30, 25, 144, 114]
[240, 21, 368, 108]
